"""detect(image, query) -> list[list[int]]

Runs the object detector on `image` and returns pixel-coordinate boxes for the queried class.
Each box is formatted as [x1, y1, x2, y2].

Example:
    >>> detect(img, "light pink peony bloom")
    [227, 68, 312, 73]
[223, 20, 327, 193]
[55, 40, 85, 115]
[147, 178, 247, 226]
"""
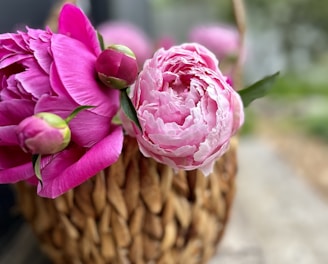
[123, 43, 244, 175]
[188, 24, 240, 61]
[0, 4, 123, 198]
[97, 21, 153, 69]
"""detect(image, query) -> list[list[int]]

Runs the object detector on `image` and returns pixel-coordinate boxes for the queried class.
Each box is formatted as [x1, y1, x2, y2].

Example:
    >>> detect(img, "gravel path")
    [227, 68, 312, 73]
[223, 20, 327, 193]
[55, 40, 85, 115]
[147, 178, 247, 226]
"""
[212, 136, 328, 264]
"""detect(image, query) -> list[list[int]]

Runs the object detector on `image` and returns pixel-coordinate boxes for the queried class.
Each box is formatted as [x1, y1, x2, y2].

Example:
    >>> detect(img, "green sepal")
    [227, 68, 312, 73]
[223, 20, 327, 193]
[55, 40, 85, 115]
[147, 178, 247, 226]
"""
[238, 72, 280, 107]
[32, 154, 43, 187]
[120, 88, 142, 132]
[112, 113, 122, 126]
[97, 31, 105, 51]
[65, 105, 95, 123]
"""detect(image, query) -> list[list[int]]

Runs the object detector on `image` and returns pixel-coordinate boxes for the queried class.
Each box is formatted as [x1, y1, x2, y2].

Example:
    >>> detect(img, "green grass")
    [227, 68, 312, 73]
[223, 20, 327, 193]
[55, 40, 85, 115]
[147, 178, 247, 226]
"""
[268, 75, 328, 98]
[239, 108, 258, 135]
[298, 114, 328, 142]
[239, 74, 328, 141]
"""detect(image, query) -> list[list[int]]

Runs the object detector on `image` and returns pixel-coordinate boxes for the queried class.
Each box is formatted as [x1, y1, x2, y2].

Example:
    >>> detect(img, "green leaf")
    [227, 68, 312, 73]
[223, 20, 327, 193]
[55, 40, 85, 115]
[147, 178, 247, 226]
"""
[65, 105, 95, 123]
[238, 72, 280, 107]
[120, 88, 142, 132]
[97, 31, 105, 51]
[32, 154, 43, 187]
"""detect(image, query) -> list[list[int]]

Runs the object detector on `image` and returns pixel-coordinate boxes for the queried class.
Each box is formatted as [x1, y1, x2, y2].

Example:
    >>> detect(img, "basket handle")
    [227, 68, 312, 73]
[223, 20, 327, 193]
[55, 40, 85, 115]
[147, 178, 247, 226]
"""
[232, 0, 247, 90]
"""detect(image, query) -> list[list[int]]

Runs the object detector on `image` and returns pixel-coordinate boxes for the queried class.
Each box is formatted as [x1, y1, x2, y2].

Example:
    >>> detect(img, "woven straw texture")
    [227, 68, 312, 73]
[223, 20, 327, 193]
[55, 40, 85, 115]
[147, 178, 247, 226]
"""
[16, 136, 237, 264]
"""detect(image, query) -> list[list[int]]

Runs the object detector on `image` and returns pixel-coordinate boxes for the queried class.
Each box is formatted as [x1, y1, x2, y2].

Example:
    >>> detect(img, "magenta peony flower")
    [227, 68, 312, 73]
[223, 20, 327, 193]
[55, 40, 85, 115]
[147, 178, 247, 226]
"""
[97, 21, 153, 69]
[188, 24, 240, 61]
[122, 43, 244, 175]
[0, 4, 123, 198]
[16, 113, 71, 155]
[96, 44, 138, 90]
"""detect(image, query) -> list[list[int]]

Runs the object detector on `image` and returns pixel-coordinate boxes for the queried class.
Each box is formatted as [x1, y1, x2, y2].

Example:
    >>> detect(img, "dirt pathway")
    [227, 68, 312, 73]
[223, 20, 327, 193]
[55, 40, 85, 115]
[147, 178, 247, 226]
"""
[256, 118, 328, 202]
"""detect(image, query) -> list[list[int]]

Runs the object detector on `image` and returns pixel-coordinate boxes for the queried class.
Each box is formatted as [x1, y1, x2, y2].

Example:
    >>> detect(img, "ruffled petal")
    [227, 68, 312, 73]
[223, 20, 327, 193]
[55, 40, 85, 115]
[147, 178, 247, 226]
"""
[37, 125, 123, 198]
[0, 33, 30, 68]
[58, 4, 101, 56]
[16, 58, 51, 99]
[0, 32, 27, 51]
[27, 28, 52, 74]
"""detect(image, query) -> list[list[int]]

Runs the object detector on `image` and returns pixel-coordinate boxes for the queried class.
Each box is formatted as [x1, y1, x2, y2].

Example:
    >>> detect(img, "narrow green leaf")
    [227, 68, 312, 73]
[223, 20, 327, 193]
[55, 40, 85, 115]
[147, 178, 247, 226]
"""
[238, 72, 280, 107]
[120, 89, 142, 132]
[32, 154, 43, 187]
[97, 31, 105, 51]
[65, 105, 95, 123]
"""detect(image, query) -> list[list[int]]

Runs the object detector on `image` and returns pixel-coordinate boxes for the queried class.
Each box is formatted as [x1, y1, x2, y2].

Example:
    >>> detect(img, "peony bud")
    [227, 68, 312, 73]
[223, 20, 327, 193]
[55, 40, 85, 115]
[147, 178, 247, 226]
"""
[16, 113, 71, 155]
[95, 44, 138, 90]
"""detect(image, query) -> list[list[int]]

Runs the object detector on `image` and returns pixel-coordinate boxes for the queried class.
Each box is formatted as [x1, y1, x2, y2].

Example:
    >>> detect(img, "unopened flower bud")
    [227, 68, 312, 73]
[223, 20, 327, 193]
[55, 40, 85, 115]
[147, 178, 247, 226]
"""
[95, 44, 138, 90]
[16, 113, 71, 155]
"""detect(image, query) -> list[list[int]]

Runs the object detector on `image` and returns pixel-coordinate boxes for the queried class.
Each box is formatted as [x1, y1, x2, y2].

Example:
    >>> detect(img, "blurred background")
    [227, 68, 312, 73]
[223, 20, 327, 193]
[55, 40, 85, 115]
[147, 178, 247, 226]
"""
[1, 0, 328, 263]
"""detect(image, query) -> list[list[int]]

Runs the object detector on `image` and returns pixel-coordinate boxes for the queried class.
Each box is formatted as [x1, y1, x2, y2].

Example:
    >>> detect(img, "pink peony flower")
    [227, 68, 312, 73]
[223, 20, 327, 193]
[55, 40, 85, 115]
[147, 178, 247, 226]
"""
[96, 44, 138, 90]
[155, 35, 176, 50]
[0, 4, 123, 198]
[123, 43, 244, 175]
[16, 113, 71, 155]
[97, 21, 153, 69]
[188, 24, 240, 61]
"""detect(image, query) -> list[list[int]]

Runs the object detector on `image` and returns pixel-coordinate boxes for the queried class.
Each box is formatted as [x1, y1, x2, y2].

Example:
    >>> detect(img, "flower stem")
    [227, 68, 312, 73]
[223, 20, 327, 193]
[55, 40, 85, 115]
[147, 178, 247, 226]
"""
[32, 154, 43, 187]
[65, 105, 95, 123]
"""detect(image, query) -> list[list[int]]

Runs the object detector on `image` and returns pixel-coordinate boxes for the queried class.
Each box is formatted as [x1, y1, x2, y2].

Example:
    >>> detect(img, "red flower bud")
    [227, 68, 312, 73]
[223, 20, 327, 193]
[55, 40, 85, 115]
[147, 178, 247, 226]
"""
[96, 44, 138, 90]
[16, 113, 71, 155]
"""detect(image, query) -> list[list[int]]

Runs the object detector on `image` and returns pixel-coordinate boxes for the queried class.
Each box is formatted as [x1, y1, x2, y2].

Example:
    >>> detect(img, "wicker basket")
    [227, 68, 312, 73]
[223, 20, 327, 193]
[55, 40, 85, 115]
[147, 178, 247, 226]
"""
[16, 136, 237, 264]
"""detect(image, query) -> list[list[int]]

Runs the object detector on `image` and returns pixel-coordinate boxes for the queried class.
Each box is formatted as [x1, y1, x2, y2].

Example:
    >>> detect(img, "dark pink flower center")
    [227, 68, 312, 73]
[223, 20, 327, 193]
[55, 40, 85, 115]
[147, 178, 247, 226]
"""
[2, 63, 25, 77]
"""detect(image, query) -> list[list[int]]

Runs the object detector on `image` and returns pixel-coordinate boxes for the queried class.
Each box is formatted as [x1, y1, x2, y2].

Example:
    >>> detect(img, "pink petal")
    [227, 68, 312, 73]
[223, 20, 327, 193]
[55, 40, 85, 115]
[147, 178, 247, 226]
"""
[49, 60, 73, 99]
[0, 99, 34, 125]
[26, 176, 38, 185]
[0, 146, 34, 183]
[36, 95, 114, 147]
[58, 4, 101, 56]
[68, 110, 113, 147]
[0, 145, 31, 168]
[37, 125, 123, 198]
[0, 53, 32, 69]
[34, 94, 78, 117]
[0, 33, 30, 68]
[27, 28, 52, 74]
[50, 34, 120, 117]
[231, 92, 244, 135]
[0, 125, 18, 145]
[16, 58, 51, 99]
[0, 161, 34, 183]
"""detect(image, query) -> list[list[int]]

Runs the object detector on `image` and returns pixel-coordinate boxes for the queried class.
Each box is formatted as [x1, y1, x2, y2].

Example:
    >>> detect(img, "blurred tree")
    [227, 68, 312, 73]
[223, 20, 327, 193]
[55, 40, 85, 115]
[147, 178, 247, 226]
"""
[246, 0, 328, 61]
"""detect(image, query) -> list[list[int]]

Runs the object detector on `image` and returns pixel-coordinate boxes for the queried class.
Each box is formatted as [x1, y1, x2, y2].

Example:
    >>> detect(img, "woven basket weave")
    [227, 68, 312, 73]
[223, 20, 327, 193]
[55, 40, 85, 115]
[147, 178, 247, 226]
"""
[16, 135, 237, 264]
